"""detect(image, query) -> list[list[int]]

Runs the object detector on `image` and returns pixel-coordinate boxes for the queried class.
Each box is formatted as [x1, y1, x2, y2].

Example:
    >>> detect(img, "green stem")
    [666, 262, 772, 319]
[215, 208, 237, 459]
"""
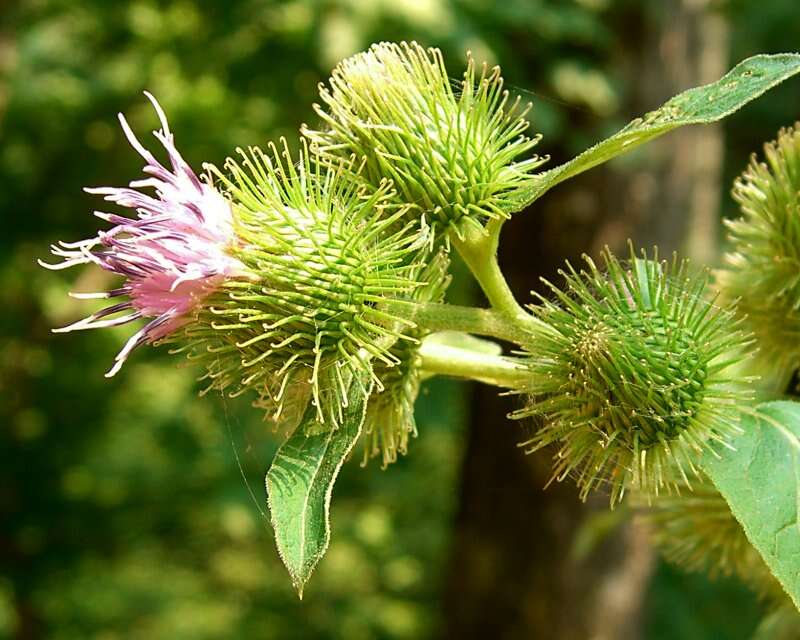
[451, 220, 535, 328]
[417, 339, 530, 389]
[385, 299, 542, 346]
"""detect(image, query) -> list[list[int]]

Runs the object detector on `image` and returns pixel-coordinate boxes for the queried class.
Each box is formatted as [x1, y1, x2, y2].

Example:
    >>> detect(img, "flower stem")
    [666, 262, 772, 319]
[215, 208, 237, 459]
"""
[385, 299, 540, 346]
[417, 338, 530, 389]
[451, 220, 535, 328]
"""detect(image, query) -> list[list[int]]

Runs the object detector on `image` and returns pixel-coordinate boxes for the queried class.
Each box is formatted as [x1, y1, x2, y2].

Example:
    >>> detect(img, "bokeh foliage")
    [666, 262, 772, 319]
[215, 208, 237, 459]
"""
[1, 0, 798, 638]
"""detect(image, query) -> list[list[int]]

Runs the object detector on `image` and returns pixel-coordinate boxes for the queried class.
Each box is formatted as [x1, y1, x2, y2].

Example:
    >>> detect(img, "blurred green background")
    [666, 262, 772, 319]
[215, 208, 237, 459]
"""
[2, 1, 799, 638]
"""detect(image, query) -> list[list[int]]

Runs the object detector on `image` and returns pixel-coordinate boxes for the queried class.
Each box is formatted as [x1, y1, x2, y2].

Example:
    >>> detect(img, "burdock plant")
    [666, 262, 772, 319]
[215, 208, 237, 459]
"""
[42, 41, 800, 624]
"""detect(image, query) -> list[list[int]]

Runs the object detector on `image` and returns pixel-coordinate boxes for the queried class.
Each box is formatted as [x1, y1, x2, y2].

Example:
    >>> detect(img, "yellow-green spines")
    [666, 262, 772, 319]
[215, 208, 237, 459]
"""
[171, 141, 432, 426]
[717, 124, 800, 384]
[362, 338, 422, 467]
[303, 41, 547, 240]
[362, 249, 451, 466]
[513, 248, 752, 505]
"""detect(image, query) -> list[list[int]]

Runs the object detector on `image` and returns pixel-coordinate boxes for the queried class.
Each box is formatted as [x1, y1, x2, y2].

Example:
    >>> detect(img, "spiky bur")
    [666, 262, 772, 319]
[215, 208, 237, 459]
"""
[645, 477, 781, 599]
[512, 247, 753, 505]
[361, 250, 451, 466]
[168, 141, 432, 428]
[716, 124, 800, 386]
[302, 41, 547, 242]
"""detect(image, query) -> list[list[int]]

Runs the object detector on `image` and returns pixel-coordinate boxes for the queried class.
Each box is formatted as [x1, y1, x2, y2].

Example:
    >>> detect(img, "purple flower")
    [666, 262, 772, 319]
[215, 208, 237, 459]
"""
[40, 93, 244, 377]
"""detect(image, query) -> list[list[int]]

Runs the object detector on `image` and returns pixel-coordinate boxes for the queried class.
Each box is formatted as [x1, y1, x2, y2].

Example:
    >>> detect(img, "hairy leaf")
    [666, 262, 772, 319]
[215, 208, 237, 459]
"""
[516, 53, 800, 207]
[703, 401, 800, 610]
[266, 372, 372, 597]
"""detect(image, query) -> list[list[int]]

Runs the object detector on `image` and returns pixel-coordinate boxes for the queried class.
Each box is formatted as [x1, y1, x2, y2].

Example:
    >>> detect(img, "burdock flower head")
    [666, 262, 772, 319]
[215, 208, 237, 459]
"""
[40, 93, 245, 376]
[177, 141, 432, 428]
[513, 247, 753, 505]
[716, 123, 800, 386]
[303, 41, 547, 242]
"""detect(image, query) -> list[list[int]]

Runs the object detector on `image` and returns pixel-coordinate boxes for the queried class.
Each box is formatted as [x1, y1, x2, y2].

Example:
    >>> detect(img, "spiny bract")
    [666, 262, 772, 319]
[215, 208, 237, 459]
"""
[361, 249, 451, 466]
[717, 123, 800, 386]
[513, 247, 752, 505]
[169, 141, 431, 428]
[303, 41, 547, 241]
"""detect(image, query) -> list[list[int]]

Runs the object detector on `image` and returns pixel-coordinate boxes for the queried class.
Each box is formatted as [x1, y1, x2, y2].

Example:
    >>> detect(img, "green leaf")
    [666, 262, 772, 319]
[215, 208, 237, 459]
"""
[517, 53, 800, 207]
[266, 372, 372, 597]
[702, 401, 800, 610]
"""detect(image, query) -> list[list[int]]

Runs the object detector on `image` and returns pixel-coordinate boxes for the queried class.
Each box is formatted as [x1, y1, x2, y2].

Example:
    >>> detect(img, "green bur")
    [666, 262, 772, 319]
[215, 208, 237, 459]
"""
[717, 124, 800, 390]
[169, 142, 432, 428]
[514, 248, 753, 505]
[303, 41, 546, 241]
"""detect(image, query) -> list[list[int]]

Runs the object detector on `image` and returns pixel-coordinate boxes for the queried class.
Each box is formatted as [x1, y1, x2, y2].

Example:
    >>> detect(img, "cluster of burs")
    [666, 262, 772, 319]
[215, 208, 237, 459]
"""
[185, 43, 796, 606]
[179, 41, 545, 461]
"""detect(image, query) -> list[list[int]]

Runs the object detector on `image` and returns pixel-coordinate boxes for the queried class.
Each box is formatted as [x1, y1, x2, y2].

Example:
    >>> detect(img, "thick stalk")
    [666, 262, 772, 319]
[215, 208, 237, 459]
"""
[417, 339, 530, 389]
[385, 299, 546, 347]
[451, 219, 533, 325]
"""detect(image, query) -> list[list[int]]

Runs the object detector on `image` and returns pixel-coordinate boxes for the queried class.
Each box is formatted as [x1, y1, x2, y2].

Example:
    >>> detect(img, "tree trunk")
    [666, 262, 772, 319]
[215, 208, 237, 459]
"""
[441, 3, 729, 638]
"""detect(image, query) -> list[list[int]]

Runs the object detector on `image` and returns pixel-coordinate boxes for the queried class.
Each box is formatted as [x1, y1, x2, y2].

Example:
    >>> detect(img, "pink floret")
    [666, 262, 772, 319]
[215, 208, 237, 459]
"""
[127, 272, 229, 340]
[40, 92, 244, 377]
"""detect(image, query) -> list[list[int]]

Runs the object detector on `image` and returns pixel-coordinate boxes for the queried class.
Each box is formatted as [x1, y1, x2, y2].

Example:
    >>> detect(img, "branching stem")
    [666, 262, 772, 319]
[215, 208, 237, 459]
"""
[451, 220, 540, 333]
[385, 299, 542, 346]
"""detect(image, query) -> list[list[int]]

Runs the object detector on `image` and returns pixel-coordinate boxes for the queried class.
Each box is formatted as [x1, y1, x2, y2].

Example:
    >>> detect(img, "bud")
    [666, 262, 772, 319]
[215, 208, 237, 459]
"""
[172, 141, 432, 427]
[513, 247, 752, 505]
[303, 41, 547, 240]
[39, 93, 246, 376]
[717, 123, 800, 385]
[362, 250, 451, 465]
